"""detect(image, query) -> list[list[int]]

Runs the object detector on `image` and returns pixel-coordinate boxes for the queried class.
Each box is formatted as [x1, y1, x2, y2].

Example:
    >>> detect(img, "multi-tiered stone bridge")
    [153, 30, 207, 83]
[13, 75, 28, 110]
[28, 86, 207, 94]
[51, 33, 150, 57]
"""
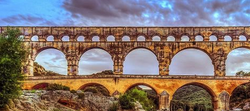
[2, 26, 250, 110]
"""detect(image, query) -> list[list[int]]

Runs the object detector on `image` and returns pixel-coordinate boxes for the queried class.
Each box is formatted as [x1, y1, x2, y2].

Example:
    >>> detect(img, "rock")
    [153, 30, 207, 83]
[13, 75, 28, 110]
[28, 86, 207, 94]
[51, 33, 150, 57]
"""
[243, 102, 250, 110]
[134, 101, 145, 111]
[8, 100, 15, 109]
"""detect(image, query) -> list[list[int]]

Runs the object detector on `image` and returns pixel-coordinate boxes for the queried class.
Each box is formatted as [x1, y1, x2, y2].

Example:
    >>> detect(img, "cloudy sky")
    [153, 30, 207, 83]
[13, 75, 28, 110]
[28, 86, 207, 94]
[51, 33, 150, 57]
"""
[1, 0, 250, 76]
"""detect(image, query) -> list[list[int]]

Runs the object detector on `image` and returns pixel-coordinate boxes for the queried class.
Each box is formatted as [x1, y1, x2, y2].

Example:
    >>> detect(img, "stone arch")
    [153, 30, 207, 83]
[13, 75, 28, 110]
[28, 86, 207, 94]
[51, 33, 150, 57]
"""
[181, 35, 190, 41]
[224, 35, 232, 41]
[170, 47, 214, 75]
[152, 35, 161, 41]
[225, 47, 250, 76]
[77, 35, 85, 41]
[106, 35, 115, 41]
[172, 82, 218, 109]
[78, 47, 113, 75]
[167, 36, 175, 41]
[32, 83, 49, 89]
[78, 83, 111, 95]
[92, 35, 100, 41]
[123, 47, 159, 75]
[137, 35, 146, 41]
[62, 35, 70, 41]
[31, 35, 39, 41]
[124, 83, 158, 94]
[46, 35, 54, 41]
[229, 82, 250, 109]
[34, 47, 66, 59]
[239, 35, 247, 41]
[209, 35, 217, 41]
[122, 35, 130, 41]
[124, 47, 158, 61]
[195, 35, 203, 41]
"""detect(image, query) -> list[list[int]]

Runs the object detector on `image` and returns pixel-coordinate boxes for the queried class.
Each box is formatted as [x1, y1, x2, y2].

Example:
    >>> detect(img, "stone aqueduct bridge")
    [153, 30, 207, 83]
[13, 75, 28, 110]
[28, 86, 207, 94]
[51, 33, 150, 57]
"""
[2, 26, 250, 110]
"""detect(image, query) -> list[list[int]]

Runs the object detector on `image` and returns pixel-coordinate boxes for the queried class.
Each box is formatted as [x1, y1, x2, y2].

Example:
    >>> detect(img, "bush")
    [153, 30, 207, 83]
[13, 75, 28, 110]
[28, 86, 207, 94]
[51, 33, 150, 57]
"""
[119, 94, 134, 109]
[46, 83, 70, 91]
[70, 90, 77, 93]
[108, 102, 119, 111]
[77, 93, 85, 99]
[0, 28, 27, 108]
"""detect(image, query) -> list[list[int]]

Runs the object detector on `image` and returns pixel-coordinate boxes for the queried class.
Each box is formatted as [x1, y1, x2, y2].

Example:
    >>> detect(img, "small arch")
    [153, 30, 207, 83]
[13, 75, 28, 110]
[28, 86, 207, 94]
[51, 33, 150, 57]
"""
[77, 36, 85, 41]
[209, 35, 217, 41]
[31, 35, 39, 41]
[32, 83, 49, 89]
[46, 35, 54, 41]
[107, 35, 115, 41]
[181, 35, 189, 41]
[137, 36, 146, 41]
[92, 36, 100, 41]
[18, 35, 25, 41]
[167, 36, 175, 41]
[62, 36, 69, 41]
[195, 35, 203, 41]
[239, 35, 247, 41]
[122, 36, 130, 41]
[224, 35, 232, 41]
[152, 36, 161, 41]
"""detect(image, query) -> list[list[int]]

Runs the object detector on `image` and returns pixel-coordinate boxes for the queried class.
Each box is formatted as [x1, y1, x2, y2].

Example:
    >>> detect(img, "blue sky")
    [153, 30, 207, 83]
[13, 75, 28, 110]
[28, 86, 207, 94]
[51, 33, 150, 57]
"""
[1, 0, 250, 75]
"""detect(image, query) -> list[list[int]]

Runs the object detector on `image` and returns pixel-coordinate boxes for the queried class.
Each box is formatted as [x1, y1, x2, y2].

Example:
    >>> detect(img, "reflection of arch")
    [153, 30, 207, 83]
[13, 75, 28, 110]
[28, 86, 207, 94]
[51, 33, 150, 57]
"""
[125, 83, 158, 94]
[78, 83, 110, 94]
[172, 82, 217, 109]
[32, 83, 49, 89]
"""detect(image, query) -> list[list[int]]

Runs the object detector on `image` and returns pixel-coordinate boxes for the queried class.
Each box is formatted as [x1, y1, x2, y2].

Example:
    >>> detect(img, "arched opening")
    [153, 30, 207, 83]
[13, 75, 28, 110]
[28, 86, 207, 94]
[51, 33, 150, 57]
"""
[122, 36, 130, 41]
[46, 35, 54, 41]
[226, 48, 250, 76]
[62, 35, 69, 41]
[170, 83, 216, 111]
[92, 36, 100, 41]
[181, 35, 189, 41]
[78, 48, 113, 75]
[77, 36, 85, 41]
[107, 35, 115, 41]
[195, 35, 203, 41]
[229, 82, 250, 110]
[123, 48, 159, 75]
[169, 48, 214, 75]
[18, 35, 24, 41]
[32, 83, 49, 90]
[137, 36, 146, 41]
[239, 35, 247, 41]
[35, 48, 67, 75]
[167, 36, 175, 41]
[31, 35, 39, 41]
[152, 36, 161, 41]
[224, 35, 232, 41]
[79, 83, 110, 96]
[209, 35, 217, 41]
[125, 84, 159, 110]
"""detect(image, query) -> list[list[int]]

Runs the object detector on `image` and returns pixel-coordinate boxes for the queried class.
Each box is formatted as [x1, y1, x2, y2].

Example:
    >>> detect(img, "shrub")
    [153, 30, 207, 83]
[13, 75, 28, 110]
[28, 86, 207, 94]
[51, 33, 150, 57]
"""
[108, 102, 119, 111]
[70, 90, 77, 93]
[119, 94, 134, 109]
[0, 28, 27, 108]
[46, 83, 70, 91]
[77, 93, 85, 99]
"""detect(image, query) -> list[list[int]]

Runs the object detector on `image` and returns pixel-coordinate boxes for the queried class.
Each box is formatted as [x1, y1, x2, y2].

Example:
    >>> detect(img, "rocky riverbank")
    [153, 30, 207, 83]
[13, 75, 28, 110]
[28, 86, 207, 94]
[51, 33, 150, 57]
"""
[3, 90, 118, 111]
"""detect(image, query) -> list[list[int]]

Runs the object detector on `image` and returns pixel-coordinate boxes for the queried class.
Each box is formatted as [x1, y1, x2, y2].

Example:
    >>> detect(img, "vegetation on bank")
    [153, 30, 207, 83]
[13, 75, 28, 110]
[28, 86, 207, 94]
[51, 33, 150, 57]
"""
[230, 82, 250, 109]
[171, 85, 213, 111]
[0, 28, 27, 108]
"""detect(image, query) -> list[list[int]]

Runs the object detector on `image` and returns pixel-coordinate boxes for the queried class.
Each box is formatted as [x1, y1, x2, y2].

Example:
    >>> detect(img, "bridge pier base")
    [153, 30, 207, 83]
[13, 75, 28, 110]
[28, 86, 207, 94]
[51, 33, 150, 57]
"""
[159, 91, 170, 110]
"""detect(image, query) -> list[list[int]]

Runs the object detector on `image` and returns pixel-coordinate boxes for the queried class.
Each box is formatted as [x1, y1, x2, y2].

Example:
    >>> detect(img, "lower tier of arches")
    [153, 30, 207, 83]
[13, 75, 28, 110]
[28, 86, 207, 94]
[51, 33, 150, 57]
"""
[22, 75, 250, 110]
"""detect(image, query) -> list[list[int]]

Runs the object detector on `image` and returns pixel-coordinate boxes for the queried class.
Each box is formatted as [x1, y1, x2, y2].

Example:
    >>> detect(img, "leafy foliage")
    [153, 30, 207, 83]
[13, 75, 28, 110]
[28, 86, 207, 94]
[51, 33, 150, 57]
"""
[83, 85, 110, 96]
[230, 83, 250, 109]
[236, 70, 250, 76]
[0, 28, 27, 108]
[119, 88, 157, 111]
[108, 102, 119, 111]
[171, 85, 213, 111]
[46, 83, 70, 91]
[33, 62, 63, 76]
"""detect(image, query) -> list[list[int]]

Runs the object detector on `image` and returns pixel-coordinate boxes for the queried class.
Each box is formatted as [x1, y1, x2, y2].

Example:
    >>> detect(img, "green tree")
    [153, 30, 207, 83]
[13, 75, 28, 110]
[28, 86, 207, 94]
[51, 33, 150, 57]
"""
[0, 28, 27, 108]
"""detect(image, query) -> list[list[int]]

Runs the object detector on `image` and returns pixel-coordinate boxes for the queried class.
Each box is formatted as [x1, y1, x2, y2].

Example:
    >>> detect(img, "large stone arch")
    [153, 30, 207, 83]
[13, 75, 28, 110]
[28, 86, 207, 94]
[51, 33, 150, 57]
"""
[33, 47, 67, 60]
[170, 47, 215, 75]
[78, 83, 112, 95]
[31, 82, 49, 90]
[171, 82, 218, 110]
[124, 83, 159, 94]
